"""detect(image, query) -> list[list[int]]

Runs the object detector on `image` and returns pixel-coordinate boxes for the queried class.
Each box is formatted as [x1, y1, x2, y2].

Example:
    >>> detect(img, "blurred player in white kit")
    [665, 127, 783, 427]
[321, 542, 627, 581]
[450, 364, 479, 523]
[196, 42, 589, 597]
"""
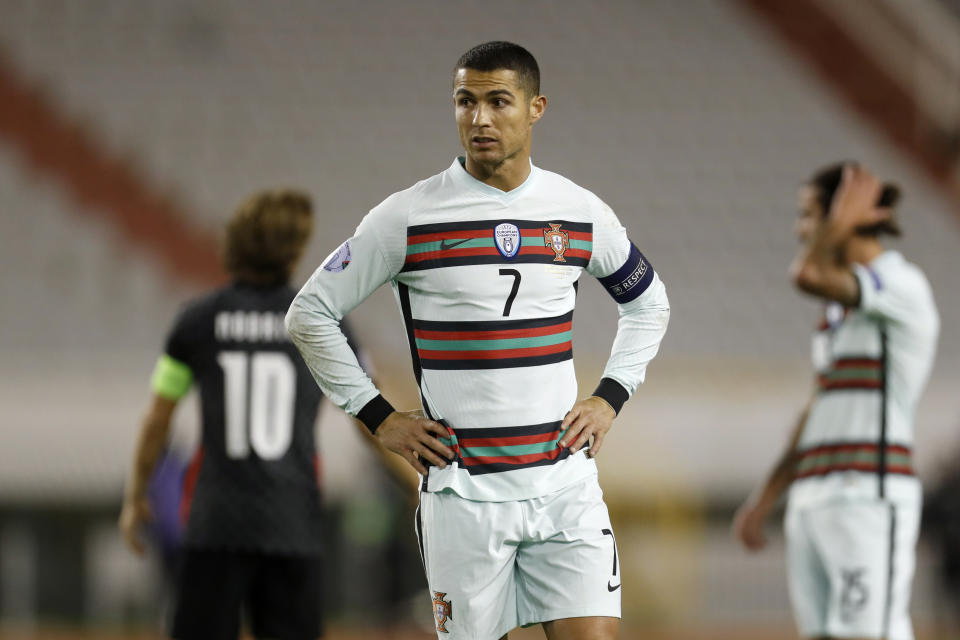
[734, 163, 939, 640]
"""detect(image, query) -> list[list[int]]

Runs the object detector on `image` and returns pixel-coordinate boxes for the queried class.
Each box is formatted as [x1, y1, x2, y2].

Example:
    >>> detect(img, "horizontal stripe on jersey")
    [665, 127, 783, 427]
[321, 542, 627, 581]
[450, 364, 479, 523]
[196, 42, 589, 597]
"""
[402, 220, 592, 272]
[436, 421, 573, 476]
[795, 442, 913, 479]
[818, 356, 883, 391]
[413, 312, 573, 370]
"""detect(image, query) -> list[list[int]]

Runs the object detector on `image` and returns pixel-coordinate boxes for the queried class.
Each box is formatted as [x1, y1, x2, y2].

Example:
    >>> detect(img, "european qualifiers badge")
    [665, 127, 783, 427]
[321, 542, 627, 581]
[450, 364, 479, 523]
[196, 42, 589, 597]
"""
[321, 239, 352, 272]
[543, 223, 569, 262]
[432, 591, 453, 633]
[494, 222, 521, 259]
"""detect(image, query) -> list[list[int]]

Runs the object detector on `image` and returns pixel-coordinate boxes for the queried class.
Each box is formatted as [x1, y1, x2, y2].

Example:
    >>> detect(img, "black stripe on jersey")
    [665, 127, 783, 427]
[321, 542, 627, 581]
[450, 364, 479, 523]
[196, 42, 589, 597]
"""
[597, 242, 654, 304]
[399, 282, 441, 492]
[398, 283, 424, 386]
[421, 348, 572, 370]
[402, 253, 589, 272]
[466, 447, 572, 476]
[412, 311, 574, 333]
[882, 504, 896, 639]
[878, 323, 889, 499]
[454, 420, 562, 439]
[407, 219, 593, 235]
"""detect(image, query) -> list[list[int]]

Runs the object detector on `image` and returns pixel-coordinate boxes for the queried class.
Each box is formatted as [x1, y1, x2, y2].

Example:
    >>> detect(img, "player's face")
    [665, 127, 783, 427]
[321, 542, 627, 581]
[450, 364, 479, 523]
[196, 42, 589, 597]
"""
[453, 68, 545, 169]
[795, 186, 823, 243]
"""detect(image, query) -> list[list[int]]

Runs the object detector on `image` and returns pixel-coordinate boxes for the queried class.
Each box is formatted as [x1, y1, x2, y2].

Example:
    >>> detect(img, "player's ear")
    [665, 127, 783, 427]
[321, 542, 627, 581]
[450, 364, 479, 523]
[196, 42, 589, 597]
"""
[529, 94, 546, 124]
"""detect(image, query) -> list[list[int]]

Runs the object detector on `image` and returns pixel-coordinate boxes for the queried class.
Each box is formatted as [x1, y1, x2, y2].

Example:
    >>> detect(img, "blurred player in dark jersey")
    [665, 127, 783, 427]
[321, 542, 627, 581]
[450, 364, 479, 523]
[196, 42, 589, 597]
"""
[120, 189, 357, 640]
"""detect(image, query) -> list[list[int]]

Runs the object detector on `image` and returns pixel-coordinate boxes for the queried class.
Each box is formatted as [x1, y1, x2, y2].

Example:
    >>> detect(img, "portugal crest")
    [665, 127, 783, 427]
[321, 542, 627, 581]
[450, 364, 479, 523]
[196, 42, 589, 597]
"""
[432, 591, 453, 633]
[494, 222, 521, 259]
[543, 223, 569, 262]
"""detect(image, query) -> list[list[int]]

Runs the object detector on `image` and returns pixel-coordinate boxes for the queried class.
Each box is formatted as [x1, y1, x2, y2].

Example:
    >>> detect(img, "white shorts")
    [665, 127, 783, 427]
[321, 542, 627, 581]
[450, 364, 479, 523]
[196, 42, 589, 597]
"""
[415, 475, 621, 640]
[785, 499, 920, 640]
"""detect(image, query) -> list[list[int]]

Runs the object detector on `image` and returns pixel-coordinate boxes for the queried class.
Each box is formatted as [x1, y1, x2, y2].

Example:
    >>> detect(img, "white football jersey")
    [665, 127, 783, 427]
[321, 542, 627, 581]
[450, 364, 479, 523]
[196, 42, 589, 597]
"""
[790, 250, 939, 508]
[287, 158, 670, 501]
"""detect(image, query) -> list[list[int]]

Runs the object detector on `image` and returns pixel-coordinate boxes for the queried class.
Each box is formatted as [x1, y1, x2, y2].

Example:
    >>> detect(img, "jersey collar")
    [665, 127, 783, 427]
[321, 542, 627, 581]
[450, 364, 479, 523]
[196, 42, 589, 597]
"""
[450, 156, 539, 202]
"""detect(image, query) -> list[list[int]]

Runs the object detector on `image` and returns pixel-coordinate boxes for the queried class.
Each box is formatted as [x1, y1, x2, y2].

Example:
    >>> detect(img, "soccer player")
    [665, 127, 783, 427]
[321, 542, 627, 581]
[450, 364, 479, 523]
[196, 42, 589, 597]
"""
[733, 164, 939, 640]
[120, 190, 357, 640]
[285, 42, 670, 640]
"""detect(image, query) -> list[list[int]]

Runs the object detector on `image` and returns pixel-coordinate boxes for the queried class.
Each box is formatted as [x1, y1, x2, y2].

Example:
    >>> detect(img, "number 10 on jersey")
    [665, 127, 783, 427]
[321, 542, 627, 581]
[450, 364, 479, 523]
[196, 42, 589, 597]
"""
[217, 351, 296, 460]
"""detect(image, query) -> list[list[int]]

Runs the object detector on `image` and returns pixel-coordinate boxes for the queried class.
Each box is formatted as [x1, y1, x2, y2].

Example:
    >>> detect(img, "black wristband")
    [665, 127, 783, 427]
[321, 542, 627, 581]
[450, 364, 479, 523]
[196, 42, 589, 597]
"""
[356, 394, 395, 434]
[592, 378, 629, 415]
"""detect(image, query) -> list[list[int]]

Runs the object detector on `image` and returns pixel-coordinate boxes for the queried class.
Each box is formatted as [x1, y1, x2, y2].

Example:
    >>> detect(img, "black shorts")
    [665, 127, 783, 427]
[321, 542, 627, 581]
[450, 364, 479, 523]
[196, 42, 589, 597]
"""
[171, 548, 323, 640]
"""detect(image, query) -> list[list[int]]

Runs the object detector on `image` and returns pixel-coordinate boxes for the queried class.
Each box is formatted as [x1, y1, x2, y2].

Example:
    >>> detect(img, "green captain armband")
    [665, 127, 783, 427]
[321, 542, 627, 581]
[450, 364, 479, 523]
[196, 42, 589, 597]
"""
[151, 354, 193, 400]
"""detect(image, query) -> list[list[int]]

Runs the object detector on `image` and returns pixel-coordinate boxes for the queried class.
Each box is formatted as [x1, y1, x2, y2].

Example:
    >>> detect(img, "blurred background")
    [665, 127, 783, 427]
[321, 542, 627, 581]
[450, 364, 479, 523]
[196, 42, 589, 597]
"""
[0, 0, 958, 638]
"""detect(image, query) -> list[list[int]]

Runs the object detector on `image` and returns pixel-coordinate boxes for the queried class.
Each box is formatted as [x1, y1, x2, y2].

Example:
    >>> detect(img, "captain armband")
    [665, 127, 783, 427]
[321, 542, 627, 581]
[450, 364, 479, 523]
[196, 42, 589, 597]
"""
[597, 243, 655, 303]
[151, 354, 193, 400]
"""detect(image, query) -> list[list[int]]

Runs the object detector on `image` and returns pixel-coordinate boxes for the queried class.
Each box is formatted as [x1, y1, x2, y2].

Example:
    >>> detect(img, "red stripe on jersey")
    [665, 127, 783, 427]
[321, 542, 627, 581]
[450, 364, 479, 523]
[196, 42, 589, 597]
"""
[179, 446, 204, 526]
[414, 321, 572, 341]
[458, 431, 561, 448]
[832, 358, 882, 369]
[799, 443, 911, 457]
[407, 228, 592, 245]
[818, 378, 883, 390]
[519, 246, 592, 259]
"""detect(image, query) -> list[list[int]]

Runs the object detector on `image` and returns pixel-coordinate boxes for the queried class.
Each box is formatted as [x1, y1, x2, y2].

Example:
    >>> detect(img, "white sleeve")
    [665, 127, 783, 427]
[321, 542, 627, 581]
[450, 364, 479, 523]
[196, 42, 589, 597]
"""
[585, 197, 670, 412]
[853, 261, 920, 325]
[285, 195, 407, 431]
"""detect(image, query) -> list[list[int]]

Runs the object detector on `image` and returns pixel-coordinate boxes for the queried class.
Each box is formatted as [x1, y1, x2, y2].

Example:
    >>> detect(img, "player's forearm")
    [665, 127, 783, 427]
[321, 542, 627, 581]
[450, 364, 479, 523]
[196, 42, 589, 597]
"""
[125, 413, 172, 501]
[750, 404, 811, 509]
[595, 275, 670, 411]
[790, 216, 851, 290]
[286, 297, 394, 432]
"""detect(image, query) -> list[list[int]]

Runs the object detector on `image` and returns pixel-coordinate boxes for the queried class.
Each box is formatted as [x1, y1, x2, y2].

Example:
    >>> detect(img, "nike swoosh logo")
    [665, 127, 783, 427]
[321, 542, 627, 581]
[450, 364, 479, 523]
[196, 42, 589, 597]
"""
[439, 238, 472, 250]
[607, 581, 621, 592]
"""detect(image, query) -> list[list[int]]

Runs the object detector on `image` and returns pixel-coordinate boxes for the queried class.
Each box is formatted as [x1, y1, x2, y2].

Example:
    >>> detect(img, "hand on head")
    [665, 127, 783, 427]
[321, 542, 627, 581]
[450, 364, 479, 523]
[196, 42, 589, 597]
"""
[829, 164, 891, 233]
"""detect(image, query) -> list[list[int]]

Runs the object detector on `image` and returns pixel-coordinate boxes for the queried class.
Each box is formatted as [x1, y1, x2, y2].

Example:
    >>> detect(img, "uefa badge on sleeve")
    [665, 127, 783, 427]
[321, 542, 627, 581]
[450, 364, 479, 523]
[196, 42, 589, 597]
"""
[321, 240, 352, 272]
[494, 222, 521, 259]
[432, 591, 453, 633]
[543, 223, 569, 262]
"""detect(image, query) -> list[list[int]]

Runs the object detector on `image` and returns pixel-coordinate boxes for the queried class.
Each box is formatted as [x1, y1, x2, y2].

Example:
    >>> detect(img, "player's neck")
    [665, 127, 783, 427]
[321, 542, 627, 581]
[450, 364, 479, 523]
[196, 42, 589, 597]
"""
[464, 150, 532, 193]
[845, 237, 884, 266]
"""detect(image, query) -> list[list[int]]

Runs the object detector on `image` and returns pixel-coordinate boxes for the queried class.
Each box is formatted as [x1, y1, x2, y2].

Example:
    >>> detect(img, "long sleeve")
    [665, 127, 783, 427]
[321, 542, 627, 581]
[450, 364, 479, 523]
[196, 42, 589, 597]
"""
[285, 194, 409, 432]
[585, 196, 670, 413]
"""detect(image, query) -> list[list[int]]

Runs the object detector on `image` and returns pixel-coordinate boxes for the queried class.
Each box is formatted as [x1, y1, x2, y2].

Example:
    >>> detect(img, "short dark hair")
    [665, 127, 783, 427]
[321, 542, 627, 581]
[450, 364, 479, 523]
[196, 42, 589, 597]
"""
[454, 41, 540, 97]
[809, 162, 902, 237]
[224, 189, 313, 285]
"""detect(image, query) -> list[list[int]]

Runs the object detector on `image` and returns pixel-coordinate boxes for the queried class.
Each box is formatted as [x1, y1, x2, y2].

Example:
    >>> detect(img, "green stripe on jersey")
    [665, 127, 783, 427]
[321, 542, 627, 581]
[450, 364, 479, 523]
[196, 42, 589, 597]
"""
[461, 440, 560, 457]
[415, 331, 572, 352]
[520, 236, 592, 250]
[151, 354, 193, 400]
[797, 449, 911, 472]
[407, 238, 493, 255]
[821, 367, 882, 381]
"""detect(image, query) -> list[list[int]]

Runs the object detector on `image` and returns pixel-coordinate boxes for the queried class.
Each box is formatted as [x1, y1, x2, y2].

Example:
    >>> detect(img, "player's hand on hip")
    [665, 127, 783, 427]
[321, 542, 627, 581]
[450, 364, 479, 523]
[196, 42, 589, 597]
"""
[559, 396, 616, 458]
[118, 496, 153, 556]
[731, 500, 769, 552]
[375, 410, 455, 475]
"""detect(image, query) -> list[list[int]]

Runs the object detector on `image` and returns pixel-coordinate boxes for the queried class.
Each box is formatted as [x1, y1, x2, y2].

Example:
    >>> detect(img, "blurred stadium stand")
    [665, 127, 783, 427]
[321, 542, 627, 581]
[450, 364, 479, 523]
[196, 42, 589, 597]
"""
[0, 0, 957, 637]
